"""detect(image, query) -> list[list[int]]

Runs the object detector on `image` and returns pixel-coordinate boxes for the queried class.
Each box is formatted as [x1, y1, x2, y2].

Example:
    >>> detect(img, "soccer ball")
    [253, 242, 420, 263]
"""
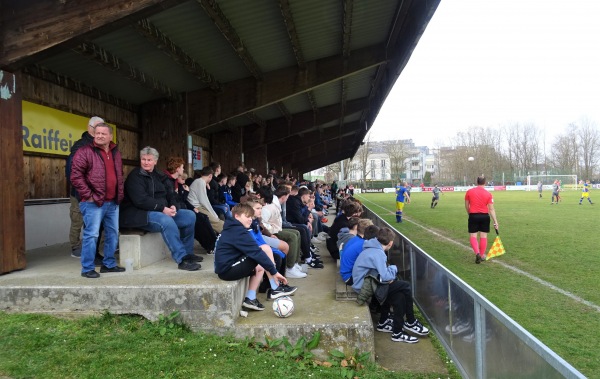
[272, 296, 294, 318]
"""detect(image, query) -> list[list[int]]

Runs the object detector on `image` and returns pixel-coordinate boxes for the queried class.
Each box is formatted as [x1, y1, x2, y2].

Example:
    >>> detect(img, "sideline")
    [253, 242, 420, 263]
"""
[357, 195, 600, 313]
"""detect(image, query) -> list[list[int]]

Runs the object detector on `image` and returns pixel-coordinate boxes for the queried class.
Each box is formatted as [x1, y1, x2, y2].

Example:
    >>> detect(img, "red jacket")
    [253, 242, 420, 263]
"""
[70, 142, 124, 206]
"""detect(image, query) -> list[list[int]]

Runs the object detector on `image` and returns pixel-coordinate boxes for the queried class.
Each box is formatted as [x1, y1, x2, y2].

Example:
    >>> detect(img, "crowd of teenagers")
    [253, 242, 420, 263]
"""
[66, 116, 429, 343]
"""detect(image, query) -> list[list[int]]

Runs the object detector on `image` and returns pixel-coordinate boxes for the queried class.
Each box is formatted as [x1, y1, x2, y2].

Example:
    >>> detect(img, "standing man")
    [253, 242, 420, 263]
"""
[551, 179, 560, 205]
[70, 123, 125, 278]
[579, 180, 594, 205]
[66, 116, 104, 258]
[395, 182, 410, 223]
[465, 176, 499, 264]
[430, 184, 443, 208]
[537, 181, 543, 199]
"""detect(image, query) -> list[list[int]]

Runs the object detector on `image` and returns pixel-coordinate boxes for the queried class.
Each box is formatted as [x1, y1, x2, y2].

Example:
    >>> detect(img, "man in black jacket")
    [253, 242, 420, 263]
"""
[286, 187, 324, 269]
[120, 147, 201, 271]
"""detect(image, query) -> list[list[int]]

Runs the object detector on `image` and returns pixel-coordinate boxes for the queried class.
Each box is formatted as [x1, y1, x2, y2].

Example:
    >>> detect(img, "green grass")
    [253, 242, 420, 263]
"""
[356, 190, 600, 378]
[0, 311, 447, 379]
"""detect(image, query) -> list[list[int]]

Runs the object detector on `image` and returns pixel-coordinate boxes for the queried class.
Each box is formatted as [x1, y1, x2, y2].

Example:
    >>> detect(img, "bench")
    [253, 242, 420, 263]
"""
[119, 229, 169, 270]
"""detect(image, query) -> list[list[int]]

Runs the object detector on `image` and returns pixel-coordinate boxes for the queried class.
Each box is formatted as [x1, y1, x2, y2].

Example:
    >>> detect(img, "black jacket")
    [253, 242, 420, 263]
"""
[214, 218, 277, 276]
[120, 168, 183, 228]
[65, 131, 94, 198]
[285, 195, 308, 224]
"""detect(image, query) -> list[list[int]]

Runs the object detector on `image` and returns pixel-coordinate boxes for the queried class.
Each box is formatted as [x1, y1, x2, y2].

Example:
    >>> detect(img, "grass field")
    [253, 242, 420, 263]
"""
[356, 189, 600, 378]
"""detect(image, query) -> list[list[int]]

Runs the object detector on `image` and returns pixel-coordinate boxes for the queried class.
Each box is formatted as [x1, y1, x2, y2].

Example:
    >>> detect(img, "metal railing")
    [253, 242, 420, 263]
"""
[362, 207, 586, 379]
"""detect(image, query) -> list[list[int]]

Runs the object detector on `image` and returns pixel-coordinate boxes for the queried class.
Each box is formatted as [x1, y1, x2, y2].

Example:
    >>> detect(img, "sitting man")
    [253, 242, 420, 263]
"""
[352, 227, 429, 344]
[119, 146, 202, 271]
[214, 204, 296, 311]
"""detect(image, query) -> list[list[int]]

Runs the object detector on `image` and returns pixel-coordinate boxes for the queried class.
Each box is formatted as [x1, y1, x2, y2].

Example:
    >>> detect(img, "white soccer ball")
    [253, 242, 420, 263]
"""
[272, 296, 294, 318]
[468, 157, 475, 161]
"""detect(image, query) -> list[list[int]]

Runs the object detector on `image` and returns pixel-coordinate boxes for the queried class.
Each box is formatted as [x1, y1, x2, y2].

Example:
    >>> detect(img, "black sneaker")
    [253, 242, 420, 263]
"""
[403, 320, 430, 336]
[178, 261, 201, 271]
[279, 283, 297, 295]
[242, 297, 265, 311]
[81, 270, 100, 278]
[71, 248, 81, 258]
[391, 331, 418, 344]
[100, 265, 126, 273]
[183, 254, 204, 262]
[376, 318, 394, 333]
[475, 254, 482, 264]
[266, 285, 297, 300]
[306, 260, 324, 269]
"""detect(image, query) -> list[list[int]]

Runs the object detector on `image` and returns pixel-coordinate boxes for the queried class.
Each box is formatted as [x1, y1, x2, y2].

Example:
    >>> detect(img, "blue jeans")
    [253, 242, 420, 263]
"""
[141, 209, 195, 264]
[212, 204, 231, 219]
[79, 201, 119, 273]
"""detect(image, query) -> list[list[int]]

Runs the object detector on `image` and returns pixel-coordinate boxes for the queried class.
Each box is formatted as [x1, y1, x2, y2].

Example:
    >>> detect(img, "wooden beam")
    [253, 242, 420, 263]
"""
[73, 41, 181, 101]
[278, 0, 305, 69]
[135, 19, 221, 91]
[22, 65, 138, 112]
[197, 0, 263, 80]
[188, 45, 385, 133]
[245, 97, 370, 147]
[189, 41, 387, 132]
[1, 0, 189, 68]
[267, 121, 362, 160]
[0, 69, 26, 273]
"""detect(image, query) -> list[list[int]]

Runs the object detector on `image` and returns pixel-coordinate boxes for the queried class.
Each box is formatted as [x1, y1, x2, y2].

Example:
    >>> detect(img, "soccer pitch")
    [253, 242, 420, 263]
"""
[356, 190, 599, 377]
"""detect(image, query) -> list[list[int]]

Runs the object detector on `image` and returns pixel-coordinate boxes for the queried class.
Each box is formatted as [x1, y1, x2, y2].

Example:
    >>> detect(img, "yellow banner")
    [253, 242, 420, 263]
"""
[22, 101, 116, 156]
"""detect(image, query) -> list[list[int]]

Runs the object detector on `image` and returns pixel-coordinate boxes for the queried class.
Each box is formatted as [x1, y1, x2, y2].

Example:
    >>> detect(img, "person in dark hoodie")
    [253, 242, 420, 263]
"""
[120, 146, 201, 271]
[214, 203, 295, 311]
[326, 200, 363, 260]
[352, 228, 429, 344]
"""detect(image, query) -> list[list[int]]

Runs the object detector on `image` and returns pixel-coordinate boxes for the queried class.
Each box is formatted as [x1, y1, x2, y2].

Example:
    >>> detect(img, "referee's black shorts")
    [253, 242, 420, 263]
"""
[468, 213, 490, 233]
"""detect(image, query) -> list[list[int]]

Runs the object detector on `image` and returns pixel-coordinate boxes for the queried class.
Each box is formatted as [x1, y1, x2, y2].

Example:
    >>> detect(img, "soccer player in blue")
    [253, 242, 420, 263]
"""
[579, 180, 594, 205]
[395, 181, 411, 223]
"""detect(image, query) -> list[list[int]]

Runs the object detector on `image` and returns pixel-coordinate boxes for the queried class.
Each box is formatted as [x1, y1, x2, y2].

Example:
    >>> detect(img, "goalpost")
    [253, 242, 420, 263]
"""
[526, 175, 579, 191]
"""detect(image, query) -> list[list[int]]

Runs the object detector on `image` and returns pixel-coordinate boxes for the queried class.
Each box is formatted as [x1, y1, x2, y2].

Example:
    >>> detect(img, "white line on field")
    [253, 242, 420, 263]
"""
[357, 194, 600, 313]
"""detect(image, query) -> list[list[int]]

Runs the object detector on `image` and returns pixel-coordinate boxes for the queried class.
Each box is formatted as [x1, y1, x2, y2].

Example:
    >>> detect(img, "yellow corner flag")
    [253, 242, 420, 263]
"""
[486, 229, 506, 260]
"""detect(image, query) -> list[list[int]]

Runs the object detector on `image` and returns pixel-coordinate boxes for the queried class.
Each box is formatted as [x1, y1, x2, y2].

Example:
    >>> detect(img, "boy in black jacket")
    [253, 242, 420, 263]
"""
[214, 203, 296, 311]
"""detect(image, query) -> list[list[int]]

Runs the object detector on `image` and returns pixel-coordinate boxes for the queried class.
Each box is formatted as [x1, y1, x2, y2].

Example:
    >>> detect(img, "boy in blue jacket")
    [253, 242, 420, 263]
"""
[352, 227, 429, 343]
[215, 203, 295, 311]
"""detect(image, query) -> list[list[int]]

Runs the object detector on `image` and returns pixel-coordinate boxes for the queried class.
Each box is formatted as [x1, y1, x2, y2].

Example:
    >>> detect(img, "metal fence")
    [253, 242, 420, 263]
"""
[361, 207, 586, 379]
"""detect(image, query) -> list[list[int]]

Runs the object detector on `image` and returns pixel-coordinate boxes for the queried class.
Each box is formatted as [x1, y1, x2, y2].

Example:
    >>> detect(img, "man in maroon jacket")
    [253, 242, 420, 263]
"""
[71, 123, 125, 278]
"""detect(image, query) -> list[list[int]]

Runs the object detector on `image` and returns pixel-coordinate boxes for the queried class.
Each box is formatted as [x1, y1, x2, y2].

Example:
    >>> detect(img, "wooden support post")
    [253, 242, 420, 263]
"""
[0, 70, 26, 273]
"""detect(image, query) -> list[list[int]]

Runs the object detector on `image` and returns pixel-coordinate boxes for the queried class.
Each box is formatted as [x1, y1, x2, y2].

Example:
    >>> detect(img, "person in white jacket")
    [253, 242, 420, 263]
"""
[187, 166, 224, 233]
[259, 186, 305, 278]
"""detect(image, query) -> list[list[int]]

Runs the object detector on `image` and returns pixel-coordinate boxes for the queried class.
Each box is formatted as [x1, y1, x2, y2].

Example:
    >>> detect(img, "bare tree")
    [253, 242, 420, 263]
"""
[384, 139, 410, 182]
[351, 133, 372, 188]
[577, 117, 600, 179]
[503, 122, 543, 179]
[550, 124, 579, 174]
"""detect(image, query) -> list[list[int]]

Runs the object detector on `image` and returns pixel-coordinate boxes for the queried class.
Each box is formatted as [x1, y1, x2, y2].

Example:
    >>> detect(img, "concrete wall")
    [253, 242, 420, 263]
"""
[25, 202, 69, 250]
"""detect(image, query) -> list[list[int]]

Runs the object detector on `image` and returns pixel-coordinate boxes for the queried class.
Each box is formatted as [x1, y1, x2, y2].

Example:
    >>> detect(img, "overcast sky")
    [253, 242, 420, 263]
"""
[370, 0, 600, 147]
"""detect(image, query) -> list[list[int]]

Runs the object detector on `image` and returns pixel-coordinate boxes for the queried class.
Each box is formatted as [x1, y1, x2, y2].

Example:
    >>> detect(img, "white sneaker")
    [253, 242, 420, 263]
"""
[295, 263, 308, 273]
[311, 237, 321, 244]
[317, 232, 329, 241]
[286, 265, 307, 278]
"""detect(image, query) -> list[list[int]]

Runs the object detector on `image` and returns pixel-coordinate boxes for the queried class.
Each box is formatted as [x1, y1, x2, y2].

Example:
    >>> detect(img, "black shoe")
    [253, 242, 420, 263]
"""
[81, 270, 100, 278]
[266, 285, 297, 300]
[178, 260, 201, 271]
[475, 254, 482, 264]
[183, 254, 204, 262]
[100, 265, 126, 273]
[242, 297, 265, 311]
[306, 260, 324, 269]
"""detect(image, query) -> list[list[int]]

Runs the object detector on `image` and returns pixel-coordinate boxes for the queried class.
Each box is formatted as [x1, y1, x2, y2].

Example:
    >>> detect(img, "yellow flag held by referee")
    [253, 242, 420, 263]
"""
[486, 228, 505, 260]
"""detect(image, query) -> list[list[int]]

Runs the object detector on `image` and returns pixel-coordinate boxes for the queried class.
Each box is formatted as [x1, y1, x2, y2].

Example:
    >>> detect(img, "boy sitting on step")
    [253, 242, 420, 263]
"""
[214, 203, 295, 311]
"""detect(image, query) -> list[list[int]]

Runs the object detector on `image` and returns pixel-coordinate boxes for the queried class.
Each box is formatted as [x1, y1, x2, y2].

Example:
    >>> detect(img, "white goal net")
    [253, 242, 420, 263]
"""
[526, 175, 578, 191]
